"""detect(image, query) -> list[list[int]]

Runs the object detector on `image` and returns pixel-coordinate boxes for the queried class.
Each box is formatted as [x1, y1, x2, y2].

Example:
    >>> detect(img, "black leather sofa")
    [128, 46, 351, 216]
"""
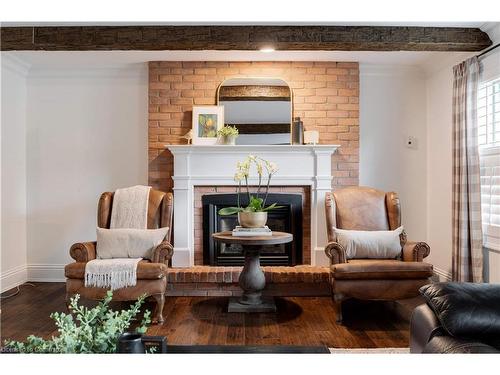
[410, 282, 500, 353]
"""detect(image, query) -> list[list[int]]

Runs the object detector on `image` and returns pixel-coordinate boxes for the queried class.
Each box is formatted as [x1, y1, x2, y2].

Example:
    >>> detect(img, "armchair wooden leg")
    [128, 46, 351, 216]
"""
[333, 293, 345, 324]
[152, 293, 165, 325]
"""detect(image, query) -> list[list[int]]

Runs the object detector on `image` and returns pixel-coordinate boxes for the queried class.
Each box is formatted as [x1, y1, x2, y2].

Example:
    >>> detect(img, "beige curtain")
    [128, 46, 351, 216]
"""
[452, 56, 483, 282]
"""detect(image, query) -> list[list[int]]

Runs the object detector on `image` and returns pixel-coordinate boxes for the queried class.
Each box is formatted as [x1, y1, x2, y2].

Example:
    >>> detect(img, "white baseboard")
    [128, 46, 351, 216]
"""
[1, 264, 28, 293]
[433, 266, 452, 281]
[27, 264, 66, 282]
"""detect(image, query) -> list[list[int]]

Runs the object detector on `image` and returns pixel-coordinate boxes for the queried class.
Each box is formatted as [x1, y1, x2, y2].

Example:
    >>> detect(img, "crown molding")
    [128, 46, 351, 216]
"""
[421, 51, 475, 78]
[360, 63, 424, 77]
[28, 63, 147, 79]
[480, 22, 500, 44]
[1, 52, 30, 76]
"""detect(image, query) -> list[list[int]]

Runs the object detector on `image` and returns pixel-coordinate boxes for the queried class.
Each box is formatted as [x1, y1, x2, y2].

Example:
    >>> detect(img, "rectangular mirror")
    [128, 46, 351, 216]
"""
[217, 78, 292, 145]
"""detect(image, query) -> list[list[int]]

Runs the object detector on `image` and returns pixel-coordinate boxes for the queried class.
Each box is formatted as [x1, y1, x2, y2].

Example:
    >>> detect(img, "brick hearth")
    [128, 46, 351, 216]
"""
[166, 265, 330, 297]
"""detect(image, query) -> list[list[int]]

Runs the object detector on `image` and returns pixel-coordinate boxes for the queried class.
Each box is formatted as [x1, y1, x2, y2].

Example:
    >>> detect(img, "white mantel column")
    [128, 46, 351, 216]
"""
[311, 148, 335, 266]
[171, 148, 194, 267]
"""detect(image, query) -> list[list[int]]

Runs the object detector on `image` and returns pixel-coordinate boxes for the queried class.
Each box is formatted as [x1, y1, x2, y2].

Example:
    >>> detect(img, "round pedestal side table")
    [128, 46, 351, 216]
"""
[212, 231, 293, 313]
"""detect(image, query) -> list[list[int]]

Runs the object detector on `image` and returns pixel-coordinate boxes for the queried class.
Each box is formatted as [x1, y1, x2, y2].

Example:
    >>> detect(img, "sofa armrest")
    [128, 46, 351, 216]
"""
[402, 241, 430, 262]
[152, 241, 174, 265]
[324, 242, 347, 265]
[70, 241, 97, 262]
[410, 303, 443, 353]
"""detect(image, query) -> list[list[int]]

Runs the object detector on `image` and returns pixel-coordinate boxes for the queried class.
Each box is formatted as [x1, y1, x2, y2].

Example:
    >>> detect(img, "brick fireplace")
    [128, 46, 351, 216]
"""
[148, 61, 360, 192]
[146, 60, 359, 286]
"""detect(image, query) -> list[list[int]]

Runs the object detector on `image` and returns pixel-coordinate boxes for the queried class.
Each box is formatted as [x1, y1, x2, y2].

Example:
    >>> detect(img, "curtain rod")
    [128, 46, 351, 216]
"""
[477, 43, 500, 59]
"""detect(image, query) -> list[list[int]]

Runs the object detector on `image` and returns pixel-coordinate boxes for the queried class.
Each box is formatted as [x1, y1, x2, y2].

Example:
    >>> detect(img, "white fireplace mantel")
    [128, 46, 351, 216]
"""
[166, 144, 339, 267]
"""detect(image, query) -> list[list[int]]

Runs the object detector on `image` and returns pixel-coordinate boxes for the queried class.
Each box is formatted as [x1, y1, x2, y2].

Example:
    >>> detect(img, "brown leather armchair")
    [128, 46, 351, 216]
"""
[324, 186, 433, 323]
[65, 189, 173, 324]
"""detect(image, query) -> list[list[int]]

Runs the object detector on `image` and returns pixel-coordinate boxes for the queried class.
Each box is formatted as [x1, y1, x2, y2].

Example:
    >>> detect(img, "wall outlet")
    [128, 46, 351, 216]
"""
[406, 136, 418, 149]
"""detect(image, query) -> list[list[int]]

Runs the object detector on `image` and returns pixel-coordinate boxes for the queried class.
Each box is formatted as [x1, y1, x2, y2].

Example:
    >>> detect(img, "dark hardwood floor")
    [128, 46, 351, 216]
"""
[1, 283, 411, 348]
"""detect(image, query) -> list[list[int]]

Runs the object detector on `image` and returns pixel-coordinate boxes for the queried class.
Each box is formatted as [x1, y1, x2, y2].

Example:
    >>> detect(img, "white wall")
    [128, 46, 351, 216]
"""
[1, 56, 29, 292]
[424, 54, 473, 280]
[424, 24, 500, 281]
[25, 65, 148, 281]
[359, 65, 427, 242]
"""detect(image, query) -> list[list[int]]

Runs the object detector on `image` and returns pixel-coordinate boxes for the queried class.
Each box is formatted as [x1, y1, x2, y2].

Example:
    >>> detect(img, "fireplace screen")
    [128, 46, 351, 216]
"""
[202, 193, 303, 266]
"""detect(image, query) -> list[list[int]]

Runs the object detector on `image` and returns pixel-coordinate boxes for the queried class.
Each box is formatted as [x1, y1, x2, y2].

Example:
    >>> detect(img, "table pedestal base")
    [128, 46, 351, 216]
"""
[228, 245, 277, 313]
[228, 296, 277, 313]
[211, 233, 293, 314]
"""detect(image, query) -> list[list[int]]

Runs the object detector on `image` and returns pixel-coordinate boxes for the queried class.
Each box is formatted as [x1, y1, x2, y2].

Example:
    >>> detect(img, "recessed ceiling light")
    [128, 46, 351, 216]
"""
[260, 47, 275, 53]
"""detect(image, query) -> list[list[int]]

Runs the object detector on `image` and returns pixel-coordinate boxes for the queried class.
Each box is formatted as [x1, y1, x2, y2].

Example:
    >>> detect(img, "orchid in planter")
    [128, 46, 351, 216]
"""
[218, 155, 282, 227]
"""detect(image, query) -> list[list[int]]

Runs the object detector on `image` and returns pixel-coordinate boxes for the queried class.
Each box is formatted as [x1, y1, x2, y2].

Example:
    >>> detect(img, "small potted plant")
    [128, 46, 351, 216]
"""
[217, 125, 239, 145]
[3, 291, 152, 353]
[218, 155, 282, 228]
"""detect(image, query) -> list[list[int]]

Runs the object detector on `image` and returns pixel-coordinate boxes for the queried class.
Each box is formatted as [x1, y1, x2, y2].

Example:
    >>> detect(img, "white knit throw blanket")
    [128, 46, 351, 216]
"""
[110, 185, 151, 229]
[85, 185, 151, 291]
[85, 258, 142, 291]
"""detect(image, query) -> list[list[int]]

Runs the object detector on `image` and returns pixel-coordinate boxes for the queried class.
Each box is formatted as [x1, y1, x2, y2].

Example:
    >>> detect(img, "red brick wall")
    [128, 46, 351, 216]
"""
[148, 61, 359, 191]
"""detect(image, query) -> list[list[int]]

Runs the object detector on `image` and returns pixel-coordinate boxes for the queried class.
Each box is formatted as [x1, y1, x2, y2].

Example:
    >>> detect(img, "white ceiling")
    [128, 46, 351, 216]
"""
[2, 50, 472, 69]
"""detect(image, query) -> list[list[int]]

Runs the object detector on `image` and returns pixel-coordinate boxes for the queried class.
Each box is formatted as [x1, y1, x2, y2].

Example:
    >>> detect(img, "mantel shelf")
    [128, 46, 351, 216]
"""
[166, 144, 340, 154]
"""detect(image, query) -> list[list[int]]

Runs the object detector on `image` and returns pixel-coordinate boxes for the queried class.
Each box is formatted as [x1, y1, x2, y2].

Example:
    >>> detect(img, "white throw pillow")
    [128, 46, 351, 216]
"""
[96, 227, 169, 260]
[334, 226, 404, 259]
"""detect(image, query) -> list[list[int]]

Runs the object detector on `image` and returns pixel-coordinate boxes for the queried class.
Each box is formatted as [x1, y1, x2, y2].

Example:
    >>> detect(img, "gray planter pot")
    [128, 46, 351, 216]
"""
[237, 211, 268, 228]
[218, 134, 237, 145]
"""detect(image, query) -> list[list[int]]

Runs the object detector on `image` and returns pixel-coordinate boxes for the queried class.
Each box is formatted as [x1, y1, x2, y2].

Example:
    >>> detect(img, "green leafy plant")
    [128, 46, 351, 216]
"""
[218, 155, 283, 216]
[4, 291, 151, 353]
[217, 125, 239, 137]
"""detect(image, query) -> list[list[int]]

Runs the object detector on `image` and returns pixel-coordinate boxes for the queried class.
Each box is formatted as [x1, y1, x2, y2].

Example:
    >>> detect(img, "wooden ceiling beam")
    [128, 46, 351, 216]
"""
[0, 26, 492, 52]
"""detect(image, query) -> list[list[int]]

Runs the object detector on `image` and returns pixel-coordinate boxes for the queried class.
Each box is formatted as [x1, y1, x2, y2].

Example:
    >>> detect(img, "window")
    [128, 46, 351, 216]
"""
[478, 78, 500, 147]
[478, 77, 500, 250]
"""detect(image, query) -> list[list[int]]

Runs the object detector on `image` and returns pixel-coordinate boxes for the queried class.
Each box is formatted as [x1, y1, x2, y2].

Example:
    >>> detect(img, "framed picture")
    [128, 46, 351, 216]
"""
[192, 105, 224, 145]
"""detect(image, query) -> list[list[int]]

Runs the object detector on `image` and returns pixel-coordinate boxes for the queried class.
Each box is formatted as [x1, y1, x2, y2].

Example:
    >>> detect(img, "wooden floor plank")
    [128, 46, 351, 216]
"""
[1, 282, 411, 348]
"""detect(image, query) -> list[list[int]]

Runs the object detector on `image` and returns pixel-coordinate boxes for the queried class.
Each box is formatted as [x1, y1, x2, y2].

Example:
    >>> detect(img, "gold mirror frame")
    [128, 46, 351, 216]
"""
[216, 77, 294, 144]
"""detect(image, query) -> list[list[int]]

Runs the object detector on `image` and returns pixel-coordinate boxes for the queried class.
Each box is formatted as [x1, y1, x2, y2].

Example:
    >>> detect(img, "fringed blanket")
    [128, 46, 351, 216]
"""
[85, 185, 151, 290]
[110, 185, 151, 229]
[85, 258, 142, 291]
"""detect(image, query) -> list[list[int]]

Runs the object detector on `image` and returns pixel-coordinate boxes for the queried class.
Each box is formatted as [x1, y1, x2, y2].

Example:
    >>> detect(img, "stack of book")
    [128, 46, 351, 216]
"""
[232, 226, 272, 237]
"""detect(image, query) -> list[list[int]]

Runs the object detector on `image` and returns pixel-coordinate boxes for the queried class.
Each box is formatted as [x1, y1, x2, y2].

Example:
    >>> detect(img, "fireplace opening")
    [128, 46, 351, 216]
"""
[202, 193, 303, 266]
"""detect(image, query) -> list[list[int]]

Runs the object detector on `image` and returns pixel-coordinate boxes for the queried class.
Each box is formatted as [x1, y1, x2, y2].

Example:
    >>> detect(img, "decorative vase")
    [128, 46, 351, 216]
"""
[292, 117, 304, 145]
[117, 332, 145, 353]
[117, 332, 167, 353]
[238, 211, 268, 228]
[218, 134, 237, 145]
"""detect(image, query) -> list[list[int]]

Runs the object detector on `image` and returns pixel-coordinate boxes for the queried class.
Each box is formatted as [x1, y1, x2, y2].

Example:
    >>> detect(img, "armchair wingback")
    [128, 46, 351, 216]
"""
[65, 189, 173, 324]
[324, 186, 433, 323]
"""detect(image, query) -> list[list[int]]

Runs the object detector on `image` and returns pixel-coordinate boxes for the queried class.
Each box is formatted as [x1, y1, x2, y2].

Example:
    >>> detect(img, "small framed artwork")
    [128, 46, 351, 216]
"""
[192, 105, 224, 145]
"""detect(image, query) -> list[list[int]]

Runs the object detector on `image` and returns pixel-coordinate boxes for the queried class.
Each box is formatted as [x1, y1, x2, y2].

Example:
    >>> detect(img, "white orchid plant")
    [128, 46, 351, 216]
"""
[218, 155, 282, 216]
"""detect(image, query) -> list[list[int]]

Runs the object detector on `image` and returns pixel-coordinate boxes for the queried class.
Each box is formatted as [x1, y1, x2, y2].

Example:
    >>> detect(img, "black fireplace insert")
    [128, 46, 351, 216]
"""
[202, 193, 303, 266]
